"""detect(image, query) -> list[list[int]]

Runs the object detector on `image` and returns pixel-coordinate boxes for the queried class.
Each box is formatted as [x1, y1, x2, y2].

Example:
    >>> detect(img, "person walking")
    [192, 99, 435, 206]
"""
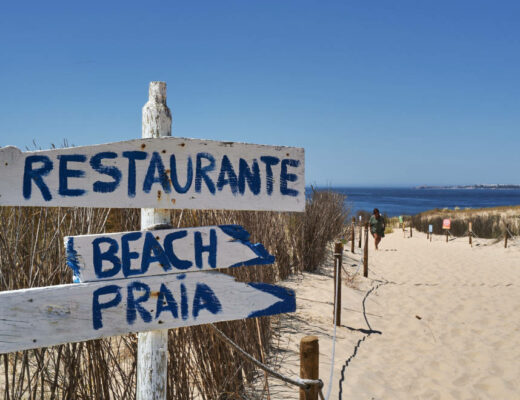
[369, 208, 385, 250]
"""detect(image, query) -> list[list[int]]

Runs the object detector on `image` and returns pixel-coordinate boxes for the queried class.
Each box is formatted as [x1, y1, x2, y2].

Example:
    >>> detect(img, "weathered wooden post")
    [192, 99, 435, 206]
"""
[410, 222, 413, 238]
[363, 223, 369, 277]
[333, 242, 343, 326]
[358, 217, 362, 248]
[469, 222, 473, 247]
[300, 336, 319, 400]
[446, 230, 449, 243]
[137, 81, 171, 400]
[504, 226, 508, 248]
[403, 222, 406, 238]
[351, 217, 355, 253]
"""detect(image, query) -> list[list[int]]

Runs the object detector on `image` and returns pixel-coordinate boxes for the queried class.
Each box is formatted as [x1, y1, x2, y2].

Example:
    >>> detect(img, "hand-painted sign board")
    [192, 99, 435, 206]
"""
[0, 137, 304, 211]
[0, 271, 295, 354]
[65, 225, 274, 283]
[442, 219, 451, 230]
[429, 224, 433, 233]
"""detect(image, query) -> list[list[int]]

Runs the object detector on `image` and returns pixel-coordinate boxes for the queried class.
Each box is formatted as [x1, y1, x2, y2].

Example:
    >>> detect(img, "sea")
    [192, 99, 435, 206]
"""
[312, 187, 520, 217]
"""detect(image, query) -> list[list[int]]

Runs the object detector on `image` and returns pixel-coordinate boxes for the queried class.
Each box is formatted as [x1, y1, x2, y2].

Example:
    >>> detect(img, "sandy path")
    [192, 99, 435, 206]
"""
[266, 230, 520, 399]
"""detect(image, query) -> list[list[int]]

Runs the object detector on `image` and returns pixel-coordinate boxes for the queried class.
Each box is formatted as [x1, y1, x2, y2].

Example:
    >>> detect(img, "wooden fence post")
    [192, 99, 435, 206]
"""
[469, 222, 472, 247]
[504, 226, 508, 248]
[363, 223, 369, 277]
[446, 230, 449, 243]
[410, 223, 413, 238]
[137, 82, 171, 400]
[403, 222, 406, 238]
[300, 336, 319, 400]
[358, 220, 362, 248]
[333, 242, 343, 326]
[351, 217, 355, 253]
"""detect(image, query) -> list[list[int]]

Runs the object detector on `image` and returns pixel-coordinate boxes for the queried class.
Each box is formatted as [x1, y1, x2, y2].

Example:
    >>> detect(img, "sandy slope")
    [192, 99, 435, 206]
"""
[266, 230, 520, 399]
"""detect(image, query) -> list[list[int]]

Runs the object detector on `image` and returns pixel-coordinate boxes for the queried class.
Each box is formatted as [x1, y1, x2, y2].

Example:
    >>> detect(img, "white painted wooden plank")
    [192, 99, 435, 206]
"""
[0, 271, 296, 354]
[65, 225, 274, 283]
[0, 138, 305, 211]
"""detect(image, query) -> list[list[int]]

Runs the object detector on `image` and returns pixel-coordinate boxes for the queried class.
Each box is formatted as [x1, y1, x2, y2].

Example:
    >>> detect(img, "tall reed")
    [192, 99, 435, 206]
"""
[411, 211, 519, 239]
[0, 189, 348, 399]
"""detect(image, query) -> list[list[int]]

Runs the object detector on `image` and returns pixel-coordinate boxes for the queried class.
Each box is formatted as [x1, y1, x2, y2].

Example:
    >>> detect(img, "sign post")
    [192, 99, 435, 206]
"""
[138, 82, 171, 400]
[442, 219, 451, 242]
[0, 81, 304, 397]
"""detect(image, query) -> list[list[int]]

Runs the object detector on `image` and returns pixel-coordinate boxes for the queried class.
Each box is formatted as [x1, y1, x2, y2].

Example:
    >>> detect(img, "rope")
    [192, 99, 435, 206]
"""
[323, 257, 340, 400]
[342, 263, 361, 277]
[143, 223, 173, 231]
[506, 226, 518, 241]
[337, 279, 386, 398]
[209, 324, 324, 393]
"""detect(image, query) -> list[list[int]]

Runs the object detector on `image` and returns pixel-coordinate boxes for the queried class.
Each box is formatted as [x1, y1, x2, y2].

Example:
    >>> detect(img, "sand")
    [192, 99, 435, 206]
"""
[265, 230, 520, 399]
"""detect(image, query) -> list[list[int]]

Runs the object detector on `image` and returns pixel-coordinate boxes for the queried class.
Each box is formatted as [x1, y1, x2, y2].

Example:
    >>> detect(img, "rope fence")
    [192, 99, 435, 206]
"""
[210, 324, 325, 398]
[211, 216, 515, 399]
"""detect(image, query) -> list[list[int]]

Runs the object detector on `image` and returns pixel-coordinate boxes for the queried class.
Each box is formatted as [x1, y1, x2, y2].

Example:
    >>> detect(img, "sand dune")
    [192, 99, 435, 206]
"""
[266, 230, 520, 399]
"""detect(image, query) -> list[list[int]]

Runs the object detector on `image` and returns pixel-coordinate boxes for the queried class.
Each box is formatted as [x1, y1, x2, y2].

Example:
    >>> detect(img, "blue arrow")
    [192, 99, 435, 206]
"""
[219, 225, 275, 267]
[246, 282, 296, 318]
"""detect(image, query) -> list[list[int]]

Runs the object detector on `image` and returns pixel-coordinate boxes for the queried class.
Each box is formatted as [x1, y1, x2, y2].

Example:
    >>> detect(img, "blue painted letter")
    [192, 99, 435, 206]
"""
[122, 151, 147, 197]
[58, 154, 86, 197]
[23, 155, 53, 201]
[260, 156, 280, 195]
[121, 232, 143, 277]
[92, 285, 122, 330]
[143, 152, 171, 193]
[90, 152, 122, 193]
[216, 155, 238, 194]
[170, 154, 193, 193]
[141, 232, 171, 273]
[127, 281, 152, 324]
[195, 152, 216, 194]
[93, 237, 122, 279]
[192, 283, 222, 318]
[163, 230, 193, 270]
[238, 158, 260, 195]
[155, 283, 179, 320]
[280, 159, 299, 196]
[194, 229, 217, 269]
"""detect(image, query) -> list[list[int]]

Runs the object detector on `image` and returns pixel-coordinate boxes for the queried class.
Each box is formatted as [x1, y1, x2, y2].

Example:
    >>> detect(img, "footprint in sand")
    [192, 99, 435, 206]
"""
[453, 373, 470, 387]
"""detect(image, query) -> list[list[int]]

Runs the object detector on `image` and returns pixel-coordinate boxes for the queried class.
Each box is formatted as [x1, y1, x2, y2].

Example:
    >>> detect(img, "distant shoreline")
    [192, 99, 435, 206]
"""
[415, 184, 520, 190]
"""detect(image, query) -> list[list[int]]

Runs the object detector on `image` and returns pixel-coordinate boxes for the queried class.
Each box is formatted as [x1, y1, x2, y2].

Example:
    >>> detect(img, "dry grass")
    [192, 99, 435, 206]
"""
[0, 189, 348, 399]
[411, 205, 520, 238]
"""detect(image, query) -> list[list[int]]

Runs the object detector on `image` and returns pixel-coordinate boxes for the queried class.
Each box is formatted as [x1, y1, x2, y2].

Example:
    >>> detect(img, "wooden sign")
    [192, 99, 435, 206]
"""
[0, 271, 295, 354]
[442, 219, 451, 230]
[428, 224, 433, 233]
[0, 137, 304, 211]
[65, 225, 274, 283]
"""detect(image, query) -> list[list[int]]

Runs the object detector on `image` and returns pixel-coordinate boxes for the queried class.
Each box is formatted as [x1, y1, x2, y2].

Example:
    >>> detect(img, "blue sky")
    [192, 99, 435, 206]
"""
[1, 0, 518, 186]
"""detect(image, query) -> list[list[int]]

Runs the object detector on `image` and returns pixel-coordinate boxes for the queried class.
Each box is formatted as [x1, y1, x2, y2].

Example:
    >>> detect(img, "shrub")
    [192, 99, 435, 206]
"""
[297, 188, 349, 273]
[411, 213, 514, 239]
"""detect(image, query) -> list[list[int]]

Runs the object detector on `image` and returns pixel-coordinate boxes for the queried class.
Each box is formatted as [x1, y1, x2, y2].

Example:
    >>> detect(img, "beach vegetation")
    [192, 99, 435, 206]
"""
[411, 206, 520, 238]
[0, 187, 348, 398]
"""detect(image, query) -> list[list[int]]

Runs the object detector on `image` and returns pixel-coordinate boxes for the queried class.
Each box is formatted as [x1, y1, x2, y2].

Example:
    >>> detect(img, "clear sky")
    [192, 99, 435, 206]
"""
[1, 0, 518, 186]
